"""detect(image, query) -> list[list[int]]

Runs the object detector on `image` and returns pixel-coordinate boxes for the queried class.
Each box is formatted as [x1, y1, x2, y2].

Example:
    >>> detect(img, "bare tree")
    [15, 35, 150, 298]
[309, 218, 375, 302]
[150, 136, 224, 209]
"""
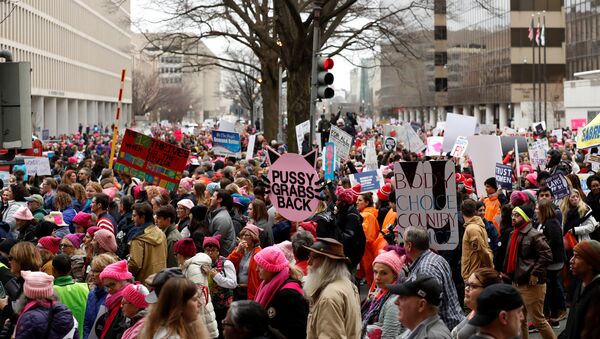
[222, 49, 261, 120]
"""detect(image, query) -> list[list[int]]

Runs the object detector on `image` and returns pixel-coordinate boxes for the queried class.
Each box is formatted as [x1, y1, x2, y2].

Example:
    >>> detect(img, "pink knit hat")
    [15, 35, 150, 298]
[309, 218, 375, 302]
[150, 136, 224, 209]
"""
[373, 250, 403, 276]
[335, 186, 354, 205]
[38, 236, 61, 255]
[173, 238, 197, 258]
[242, 223, 262, 241]
[64, 233, 85, 249]
[179, 178, 194, 192]
[73, 212, 92, 229]
[86, 226, 101, 237]
[14, 206, 33, 221]
[122, 283, 149, 309]
[177, 198, 194, 210]
[253, 246, 289, 272]
[94, 229, 118, 253]
[276, 241, 295, 264]
[99, 260, 133, 281]
[203, 234, 221, 249]
[22, 270, 54, 299]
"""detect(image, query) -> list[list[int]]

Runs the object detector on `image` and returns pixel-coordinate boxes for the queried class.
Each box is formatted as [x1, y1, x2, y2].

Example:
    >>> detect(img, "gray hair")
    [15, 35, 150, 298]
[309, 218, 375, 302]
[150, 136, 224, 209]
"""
[404, 226, 430, 251]
[291, 229, 314, 260]
[303, 256, 352, 300]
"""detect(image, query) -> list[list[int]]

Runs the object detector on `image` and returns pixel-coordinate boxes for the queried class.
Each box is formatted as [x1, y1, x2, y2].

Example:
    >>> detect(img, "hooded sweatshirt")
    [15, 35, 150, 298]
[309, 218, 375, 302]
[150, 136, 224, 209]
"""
[461, 216, 494, 280]
[128, 224, 167, 282]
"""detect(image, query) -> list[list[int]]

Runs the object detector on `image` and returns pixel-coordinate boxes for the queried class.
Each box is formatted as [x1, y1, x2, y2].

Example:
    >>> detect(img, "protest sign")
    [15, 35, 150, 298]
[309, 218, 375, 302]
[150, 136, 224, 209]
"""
[500, 136, 528, 155]
[323, 142, 336, 181]
[295, 120, 310, 150]
[479, 124, 497, 135]
[174, 129, 183, 141]
[383, 124, 403, 138]
[442, 113, 477, 152]
[267, 148, 320, 222]
[393, 160, 459, 250]
[547, 173, 571, 200]
[467, 135, 503, 197]
[384, 136, 396, 151]
[218, 119, 235, 132]
[426, 136, 444, 156]
[24, 157, 51, 176]
[577, 114, 600, 148]
[579, 173, 592, 195]
[0, 171, 9, 187]
[42, 129, 49, 141]
[571, 118, 588, 131]
[364, 139, 378, 171]
[450, 136, 468, 158]
[329, 125, 352, 162]
[551, 129, 563, 140]
[495, 163, 513, 190]
[212, 130, 242, 158]
[528, 139, 547, 170]
[399, 124, 426, 152]
[532, 121, 546, 136]
[246, 134, 256, 160]
[350, 169, 384, 193]
[115, 129, 190, 191]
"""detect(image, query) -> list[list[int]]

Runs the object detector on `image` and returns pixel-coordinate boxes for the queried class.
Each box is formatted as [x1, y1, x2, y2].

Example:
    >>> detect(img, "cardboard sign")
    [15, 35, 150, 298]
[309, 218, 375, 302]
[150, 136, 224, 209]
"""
[467, 136, 503, 197]
[495, 163, 513, 190]
[212, 130, 241, 158]
[400, 124, 426, 152]
[551, 129, 563, 140]
[246, 134, 256, 161]
[329, 126, 352, 162]
[528, 139, 547, 170]
[393, 160, 459, 250]
[426, 136, 444, 156]
[0, 171, 9, 187]
[364, 139, 378, 171]
[571, 118, 588, 131]
[450, 136, 468, 158]
[295, 120, 310, 151]
[384, 137, 396, 152]
[350, 169, 384, 193]
[267, 148, 320, 222]
[218, 119, 235, 132]
[547, 173, 571, 200]
[115, 129, 190, 191]
[532, 121, 546, 136]
[442, 113, 477, 152]
[323, 142, 336, 181]
[24, 157, 51, 176]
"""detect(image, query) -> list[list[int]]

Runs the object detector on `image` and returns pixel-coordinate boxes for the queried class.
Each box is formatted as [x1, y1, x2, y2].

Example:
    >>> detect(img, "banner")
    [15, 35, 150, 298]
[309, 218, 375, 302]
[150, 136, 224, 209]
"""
[295, 120, 310, 151]
[528, 139, 547, 170]
[393, 160, 459, 250]
[350, 169, 384, 193]
[442, 113, 477, 152]
[495, 163, 513, 190]
[577, 114, 600, 148]
[246, 134, 256, 160]
[267, 148, 320, 222]
[323, 142, 336, 181]
[115, 129, 190, 191]
[24, 157, 51, 176]
[329, 125, 352, 162]
[384, 136, 396, 151]
[212, 130, 242, 158]
[547, 173, 571, 200]
[467, 135, 503, 197]
[426, 136, 444, 156]
[450, 136, 468, 158]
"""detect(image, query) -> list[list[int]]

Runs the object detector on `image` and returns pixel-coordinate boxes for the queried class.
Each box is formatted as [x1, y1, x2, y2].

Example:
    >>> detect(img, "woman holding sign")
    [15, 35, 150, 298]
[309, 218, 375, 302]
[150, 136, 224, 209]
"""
[356, 193, 386, 287]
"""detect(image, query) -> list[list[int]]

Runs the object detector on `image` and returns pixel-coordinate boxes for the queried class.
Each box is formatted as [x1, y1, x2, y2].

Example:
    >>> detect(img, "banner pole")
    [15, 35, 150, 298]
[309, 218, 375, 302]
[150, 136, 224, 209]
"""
[109, 69, 127, 169]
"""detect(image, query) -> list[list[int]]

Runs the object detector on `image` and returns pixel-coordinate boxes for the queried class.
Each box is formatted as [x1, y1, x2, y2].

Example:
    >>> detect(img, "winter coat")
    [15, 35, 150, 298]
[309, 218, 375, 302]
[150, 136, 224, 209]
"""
[306, 278, 361, 339]
[121, 311, 146, 339]
[128, 224, 168, 283]
[569, 208, 598, 242]
[3, 200, 25, 238]
[537, 218, 565, 271]
[163, 224, 182, 268]
[503, 223, 553, 285]
[83, 287, 107, 339]
[334, 204, 365, 268]
[208, 257, 236, 311]
[208, 207, 236, 256]
[254, 218, 274, 248]
[359, 207, 386, 287]
[62, 206, 77, 232]
[559, 276, 600, 339]
[265, 280, 308, 339]
[460, 216, 494, 280]
[15, 301, 78, 339]
[53, 275, 89, 338]
[228, 247, 262, 300]
[483, 195, 502, 234]
[181, 253, 219, 338]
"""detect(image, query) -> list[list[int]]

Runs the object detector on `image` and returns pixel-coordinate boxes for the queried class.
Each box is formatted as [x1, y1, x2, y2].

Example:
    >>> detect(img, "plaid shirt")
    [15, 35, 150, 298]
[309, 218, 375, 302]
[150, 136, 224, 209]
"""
[407, 250, 465, 330]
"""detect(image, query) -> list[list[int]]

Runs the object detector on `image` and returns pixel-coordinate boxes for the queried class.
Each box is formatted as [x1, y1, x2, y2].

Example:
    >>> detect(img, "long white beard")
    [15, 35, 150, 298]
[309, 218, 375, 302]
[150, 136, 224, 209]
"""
[303, 264, 325, 299]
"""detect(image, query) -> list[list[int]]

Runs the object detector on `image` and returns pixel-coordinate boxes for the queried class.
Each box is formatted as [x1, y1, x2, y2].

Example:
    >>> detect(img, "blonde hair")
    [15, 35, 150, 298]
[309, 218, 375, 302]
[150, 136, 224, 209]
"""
[560, 190, 589, 224]
[71, 183, 86, 205]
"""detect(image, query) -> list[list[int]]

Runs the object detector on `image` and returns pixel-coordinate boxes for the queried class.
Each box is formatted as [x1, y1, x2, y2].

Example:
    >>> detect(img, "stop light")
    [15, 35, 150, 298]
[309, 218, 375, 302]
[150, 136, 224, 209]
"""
[317, 57, 334, 99]
[0, 61, 32, 149]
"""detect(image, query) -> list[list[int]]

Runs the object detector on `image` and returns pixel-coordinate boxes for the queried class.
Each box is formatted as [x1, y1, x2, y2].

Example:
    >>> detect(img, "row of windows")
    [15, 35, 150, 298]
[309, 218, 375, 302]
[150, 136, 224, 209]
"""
[160, 56, 183, 63]
[160, 67, 182, 73]
[161, 77, 182, 84]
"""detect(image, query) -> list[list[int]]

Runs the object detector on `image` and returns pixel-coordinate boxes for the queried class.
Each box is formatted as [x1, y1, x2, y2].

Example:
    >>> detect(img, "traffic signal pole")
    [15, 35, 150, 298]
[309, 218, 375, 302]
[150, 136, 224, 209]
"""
[308, 1, 322, 148]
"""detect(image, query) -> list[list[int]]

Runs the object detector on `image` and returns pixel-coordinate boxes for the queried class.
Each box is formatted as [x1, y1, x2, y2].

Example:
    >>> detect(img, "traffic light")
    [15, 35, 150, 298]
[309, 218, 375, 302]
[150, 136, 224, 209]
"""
[0, 60, 32, 149]
[317, 57, 334, 99]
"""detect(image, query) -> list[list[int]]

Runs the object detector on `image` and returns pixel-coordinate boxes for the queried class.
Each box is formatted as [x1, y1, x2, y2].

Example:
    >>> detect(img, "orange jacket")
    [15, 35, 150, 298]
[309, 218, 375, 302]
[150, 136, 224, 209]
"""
[483, 195, 502, 234]
[381, 209, 397, 234]
[359, 207, 387, 287]
[228, 246, 262, 300]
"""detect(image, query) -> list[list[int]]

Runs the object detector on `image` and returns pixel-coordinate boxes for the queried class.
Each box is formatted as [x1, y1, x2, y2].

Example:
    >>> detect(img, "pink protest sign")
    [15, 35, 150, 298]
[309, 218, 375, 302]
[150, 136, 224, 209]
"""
[571, 118, 587, 130]
[266, 148, 319, 222]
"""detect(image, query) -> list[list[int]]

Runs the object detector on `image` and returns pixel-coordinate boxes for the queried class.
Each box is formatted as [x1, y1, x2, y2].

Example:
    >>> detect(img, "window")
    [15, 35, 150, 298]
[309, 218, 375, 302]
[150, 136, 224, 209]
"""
[434, 52, 447, 66]
[435, 78, 448, 92]
[434, 0, 446, 14]
[435, 26, 447, 40]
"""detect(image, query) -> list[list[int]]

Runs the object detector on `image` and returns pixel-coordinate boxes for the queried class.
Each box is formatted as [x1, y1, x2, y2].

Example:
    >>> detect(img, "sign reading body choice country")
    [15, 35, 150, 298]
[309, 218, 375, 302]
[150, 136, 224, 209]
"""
[329, 126, 352, 162]
[393, 161, 459, 251]
[212, 130, 242, 158]
[115, 129, 190, 191]
[267, 148, 320, 222]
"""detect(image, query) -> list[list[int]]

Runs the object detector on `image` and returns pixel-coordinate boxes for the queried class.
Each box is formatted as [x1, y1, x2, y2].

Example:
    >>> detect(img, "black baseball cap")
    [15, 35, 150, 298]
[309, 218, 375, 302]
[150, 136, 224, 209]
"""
[387, 276, 442, 306]
[469, 283, 524, 327]
[145, 267, 184, 303]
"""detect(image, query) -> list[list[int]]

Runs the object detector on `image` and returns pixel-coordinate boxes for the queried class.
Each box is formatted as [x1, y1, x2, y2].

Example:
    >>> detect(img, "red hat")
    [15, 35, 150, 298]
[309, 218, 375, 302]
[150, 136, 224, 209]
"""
[351, 183, 362, 203]
[99, 260, 133, 281]
[68, 156, 78, 164]
[202, 234, 221, 249]
[298, 221, 317, 239]
[73, 212, 92, 229]
[86, 226, 101, 238]
[335, 186, 354, 205]
[464, 178, 474, 195]
[38, 236, 61, 255]
[377, 183, 393, 202]
[122, 283, 150, 309]
[174, 238, 197, 258]
[455, 173, 465, 184]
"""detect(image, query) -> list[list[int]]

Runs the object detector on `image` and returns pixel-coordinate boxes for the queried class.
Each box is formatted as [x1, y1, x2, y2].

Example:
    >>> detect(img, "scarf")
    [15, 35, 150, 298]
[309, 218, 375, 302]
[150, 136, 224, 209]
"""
[15, 299, 53, 332]
[254, 266, 289, 308]
[104, 283, 129, 310]
[506, 222, 527, 275]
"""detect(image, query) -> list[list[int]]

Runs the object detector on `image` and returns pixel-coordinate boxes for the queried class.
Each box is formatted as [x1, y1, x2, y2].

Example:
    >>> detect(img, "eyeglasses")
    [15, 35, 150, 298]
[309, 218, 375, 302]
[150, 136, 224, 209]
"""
[465, 282, 484, 290]
[59, 244, 73, 249]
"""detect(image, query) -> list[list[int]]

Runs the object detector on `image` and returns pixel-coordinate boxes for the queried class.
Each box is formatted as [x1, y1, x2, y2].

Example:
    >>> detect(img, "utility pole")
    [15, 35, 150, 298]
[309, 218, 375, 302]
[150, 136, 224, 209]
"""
[308, 0, 323, 147]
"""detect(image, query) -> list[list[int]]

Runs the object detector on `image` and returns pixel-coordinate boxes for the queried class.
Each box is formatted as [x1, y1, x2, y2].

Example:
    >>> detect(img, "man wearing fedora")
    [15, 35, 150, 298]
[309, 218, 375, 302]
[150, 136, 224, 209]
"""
[303, 238, 361, 339]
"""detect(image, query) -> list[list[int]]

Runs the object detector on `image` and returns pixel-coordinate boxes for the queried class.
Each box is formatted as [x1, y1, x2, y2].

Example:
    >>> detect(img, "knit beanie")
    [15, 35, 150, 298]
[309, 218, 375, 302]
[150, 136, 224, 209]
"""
[377, 183, 393, 202]
[351, 184, 362, 203]
[254, 246, 289, 272]
[86, 226, 101, 238]
[464, 178, 474, 195]
[373, 250, 403, 276]
[94, 229, 118, 253]
[207, 182, 220, 195]
[242, 224, 262, 242]
[122, 283, 150, 309]
[191, 205, 208, 221]
[72, 212, 92, 229]
[335, 186, 354, 205]
[64, 233, 85, 249]
[22, 270, 54, 299]
[99, 260, 133, 281]
[510, 191, 530, 207]
[526, 172, 538, 187]
[179, 178, 194, 192]
[177, 198, 194, 210]
[14, 206, 34, 221]
[276, 241, 295, 264]
[38, 236, 61, 255]
[203, 234, 221, 249]
[573, 240, 600, 272]
[173, 238, 197, 258]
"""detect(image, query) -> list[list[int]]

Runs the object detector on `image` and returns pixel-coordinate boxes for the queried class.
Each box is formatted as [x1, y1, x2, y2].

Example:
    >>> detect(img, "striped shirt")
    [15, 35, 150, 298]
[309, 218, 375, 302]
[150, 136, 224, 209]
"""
[96, 212, 116, 233]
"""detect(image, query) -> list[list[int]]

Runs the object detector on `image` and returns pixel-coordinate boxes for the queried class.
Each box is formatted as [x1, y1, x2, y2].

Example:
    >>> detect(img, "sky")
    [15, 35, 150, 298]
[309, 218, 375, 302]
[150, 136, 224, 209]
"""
[130, 0, 354, 92]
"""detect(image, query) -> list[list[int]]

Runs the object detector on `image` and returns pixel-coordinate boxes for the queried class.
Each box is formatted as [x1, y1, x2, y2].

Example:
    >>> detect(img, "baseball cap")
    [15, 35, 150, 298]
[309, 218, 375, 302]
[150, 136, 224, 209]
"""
[145, 267, 184, 303]
[387, 275, 442, 306]
[25, 194, 44, 205]
[468, 284, 524, 327]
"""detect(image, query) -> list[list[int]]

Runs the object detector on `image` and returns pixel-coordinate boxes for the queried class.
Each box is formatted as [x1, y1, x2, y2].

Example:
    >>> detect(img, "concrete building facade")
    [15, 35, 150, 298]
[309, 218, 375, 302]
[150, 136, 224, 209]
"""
[0, 0, 133, 138]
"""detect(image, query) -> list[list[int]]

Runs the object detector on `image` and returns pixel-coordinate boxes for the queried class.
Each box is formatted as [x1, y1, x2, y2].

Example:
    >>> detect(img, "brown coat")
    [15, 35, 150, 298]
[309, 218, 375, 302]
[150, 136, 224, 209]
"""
[128, 225, 167, 283]
[461, 216, 494, 280]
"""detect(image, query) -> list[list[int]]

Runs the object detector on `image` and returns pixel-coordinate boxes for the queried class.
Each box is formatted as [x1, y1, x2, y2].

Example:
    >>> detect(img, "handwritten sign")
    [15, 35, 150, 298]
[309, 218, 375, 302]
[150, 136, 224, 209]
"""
[246, 134, 256, 160]
[212, 130, 241, 158]
[115, 129, 190, 191]
[547, 173, 571, 200]
[24, 157, 51, 176]
[295, 120, 310, 151]
[394, 160, 459, 250]
[528, 139, 547, 170]
[495, 163, 513, 190]
[450, 136, 468, 158]
[329, 125, 352, 163]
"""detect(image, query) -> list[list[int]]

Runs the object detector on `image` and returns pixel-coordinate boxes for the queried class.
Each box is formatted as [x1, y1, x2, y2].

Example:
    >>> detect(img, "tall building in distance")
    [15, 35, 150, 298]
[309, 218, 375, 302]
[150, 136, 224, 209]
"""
[0, 0, 133, 137]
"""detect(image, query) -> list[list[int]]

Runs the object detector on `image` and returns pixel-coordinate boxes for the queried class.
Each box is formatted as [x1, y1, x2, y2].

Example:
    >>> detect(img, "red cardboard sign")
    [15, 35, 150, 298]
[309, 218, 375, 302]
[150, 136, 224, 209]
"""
[115, 129, 190, 190]
[571, 118, 587, 131]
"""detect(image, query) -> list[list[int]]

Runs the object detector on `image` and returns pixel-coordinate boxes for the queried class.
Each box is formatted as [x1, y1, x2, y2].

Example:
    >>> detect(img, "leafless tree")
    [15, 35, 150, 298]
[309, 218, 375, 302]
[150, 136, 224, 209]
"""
[222, 49, 261, 119]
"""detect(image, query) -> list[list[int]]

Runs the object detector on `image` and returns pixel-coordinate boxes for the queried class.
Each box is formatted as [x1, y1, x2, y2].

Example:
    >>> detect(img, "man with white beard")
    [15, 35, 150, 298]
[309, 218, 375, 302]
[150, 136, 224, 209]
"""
[303, 238, 361, 339]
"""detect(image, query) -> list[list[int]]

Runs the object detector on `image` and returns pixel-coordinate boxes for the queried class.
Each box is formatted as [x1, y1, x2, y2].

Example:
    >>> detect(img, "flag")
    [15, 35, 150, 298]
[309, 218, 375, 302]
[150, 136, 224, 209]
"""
[535, 18, 541, 46]
[528, 17, 534, 41]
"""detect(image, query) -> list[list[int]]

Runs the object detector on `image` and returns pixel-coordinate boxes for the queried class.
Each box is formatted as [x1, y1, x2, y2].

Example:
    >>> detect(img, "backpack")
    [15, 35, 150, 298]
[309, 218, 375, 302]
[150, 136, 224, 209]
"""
[340, 209, 366, 267]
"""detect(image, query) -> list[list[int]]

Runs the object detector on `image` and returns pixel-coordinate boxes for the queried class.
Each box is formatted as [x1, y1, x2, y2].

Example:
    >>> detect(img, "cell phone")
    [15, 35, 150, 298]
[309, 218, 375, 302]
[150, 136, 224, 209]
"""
[0, 282, 6, 299]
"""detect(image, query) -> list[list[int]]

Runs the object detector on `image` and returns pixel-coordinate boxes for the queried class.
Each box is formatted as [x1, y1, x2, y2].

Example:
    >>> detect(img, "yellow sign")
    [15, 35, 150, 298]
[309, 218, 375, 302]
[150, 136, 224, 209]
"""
[577, 114, 600, 148]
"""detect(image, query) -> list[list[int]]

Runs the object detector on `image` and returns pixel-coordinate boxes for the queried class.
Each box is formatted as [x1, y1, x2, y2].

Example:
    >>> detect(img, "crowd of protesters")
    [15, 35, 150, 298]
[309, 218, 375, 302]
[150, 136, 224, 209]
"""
[0, 115, 597, 339]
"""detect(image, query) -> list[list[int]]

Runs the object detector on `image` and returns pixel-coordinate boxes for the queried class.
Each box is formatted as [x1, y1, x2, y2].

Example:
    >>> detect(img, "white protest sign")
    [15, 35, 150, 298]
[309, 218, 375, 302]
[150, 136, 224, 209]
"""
[24, 157, 52, 176]
[551, 129, 563, 140]
[532, 121, 547, 135]
[394, 160, 459, 250]
[443, 113, 477, 152]
[246, 134, 257, 160]
[401, 124, 427, 152]
[466, 136, 503, 197]
[329, 125, 352, 163]
[364, 139, 378, 171]
[295, 120, 310, 151]
[528, 139, 547, 170]
[383, 124, 403, 138]
[0, 171, 9, 187]
[426, 136, 444, 156]
[450, 136, 469, 158]
[218, 119, 236, 132]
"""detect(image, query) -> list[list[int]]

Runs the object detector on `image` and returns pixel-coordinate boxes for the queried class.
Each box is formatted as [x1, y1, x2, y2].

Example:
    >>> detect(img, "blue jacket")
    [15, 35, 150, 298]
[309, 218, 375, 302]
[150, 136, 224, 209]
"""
[15, 302, 77, 339]
[483, 218, 500, 257]
[83, 287, 107, 339]
[62, 207, 77, 233]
